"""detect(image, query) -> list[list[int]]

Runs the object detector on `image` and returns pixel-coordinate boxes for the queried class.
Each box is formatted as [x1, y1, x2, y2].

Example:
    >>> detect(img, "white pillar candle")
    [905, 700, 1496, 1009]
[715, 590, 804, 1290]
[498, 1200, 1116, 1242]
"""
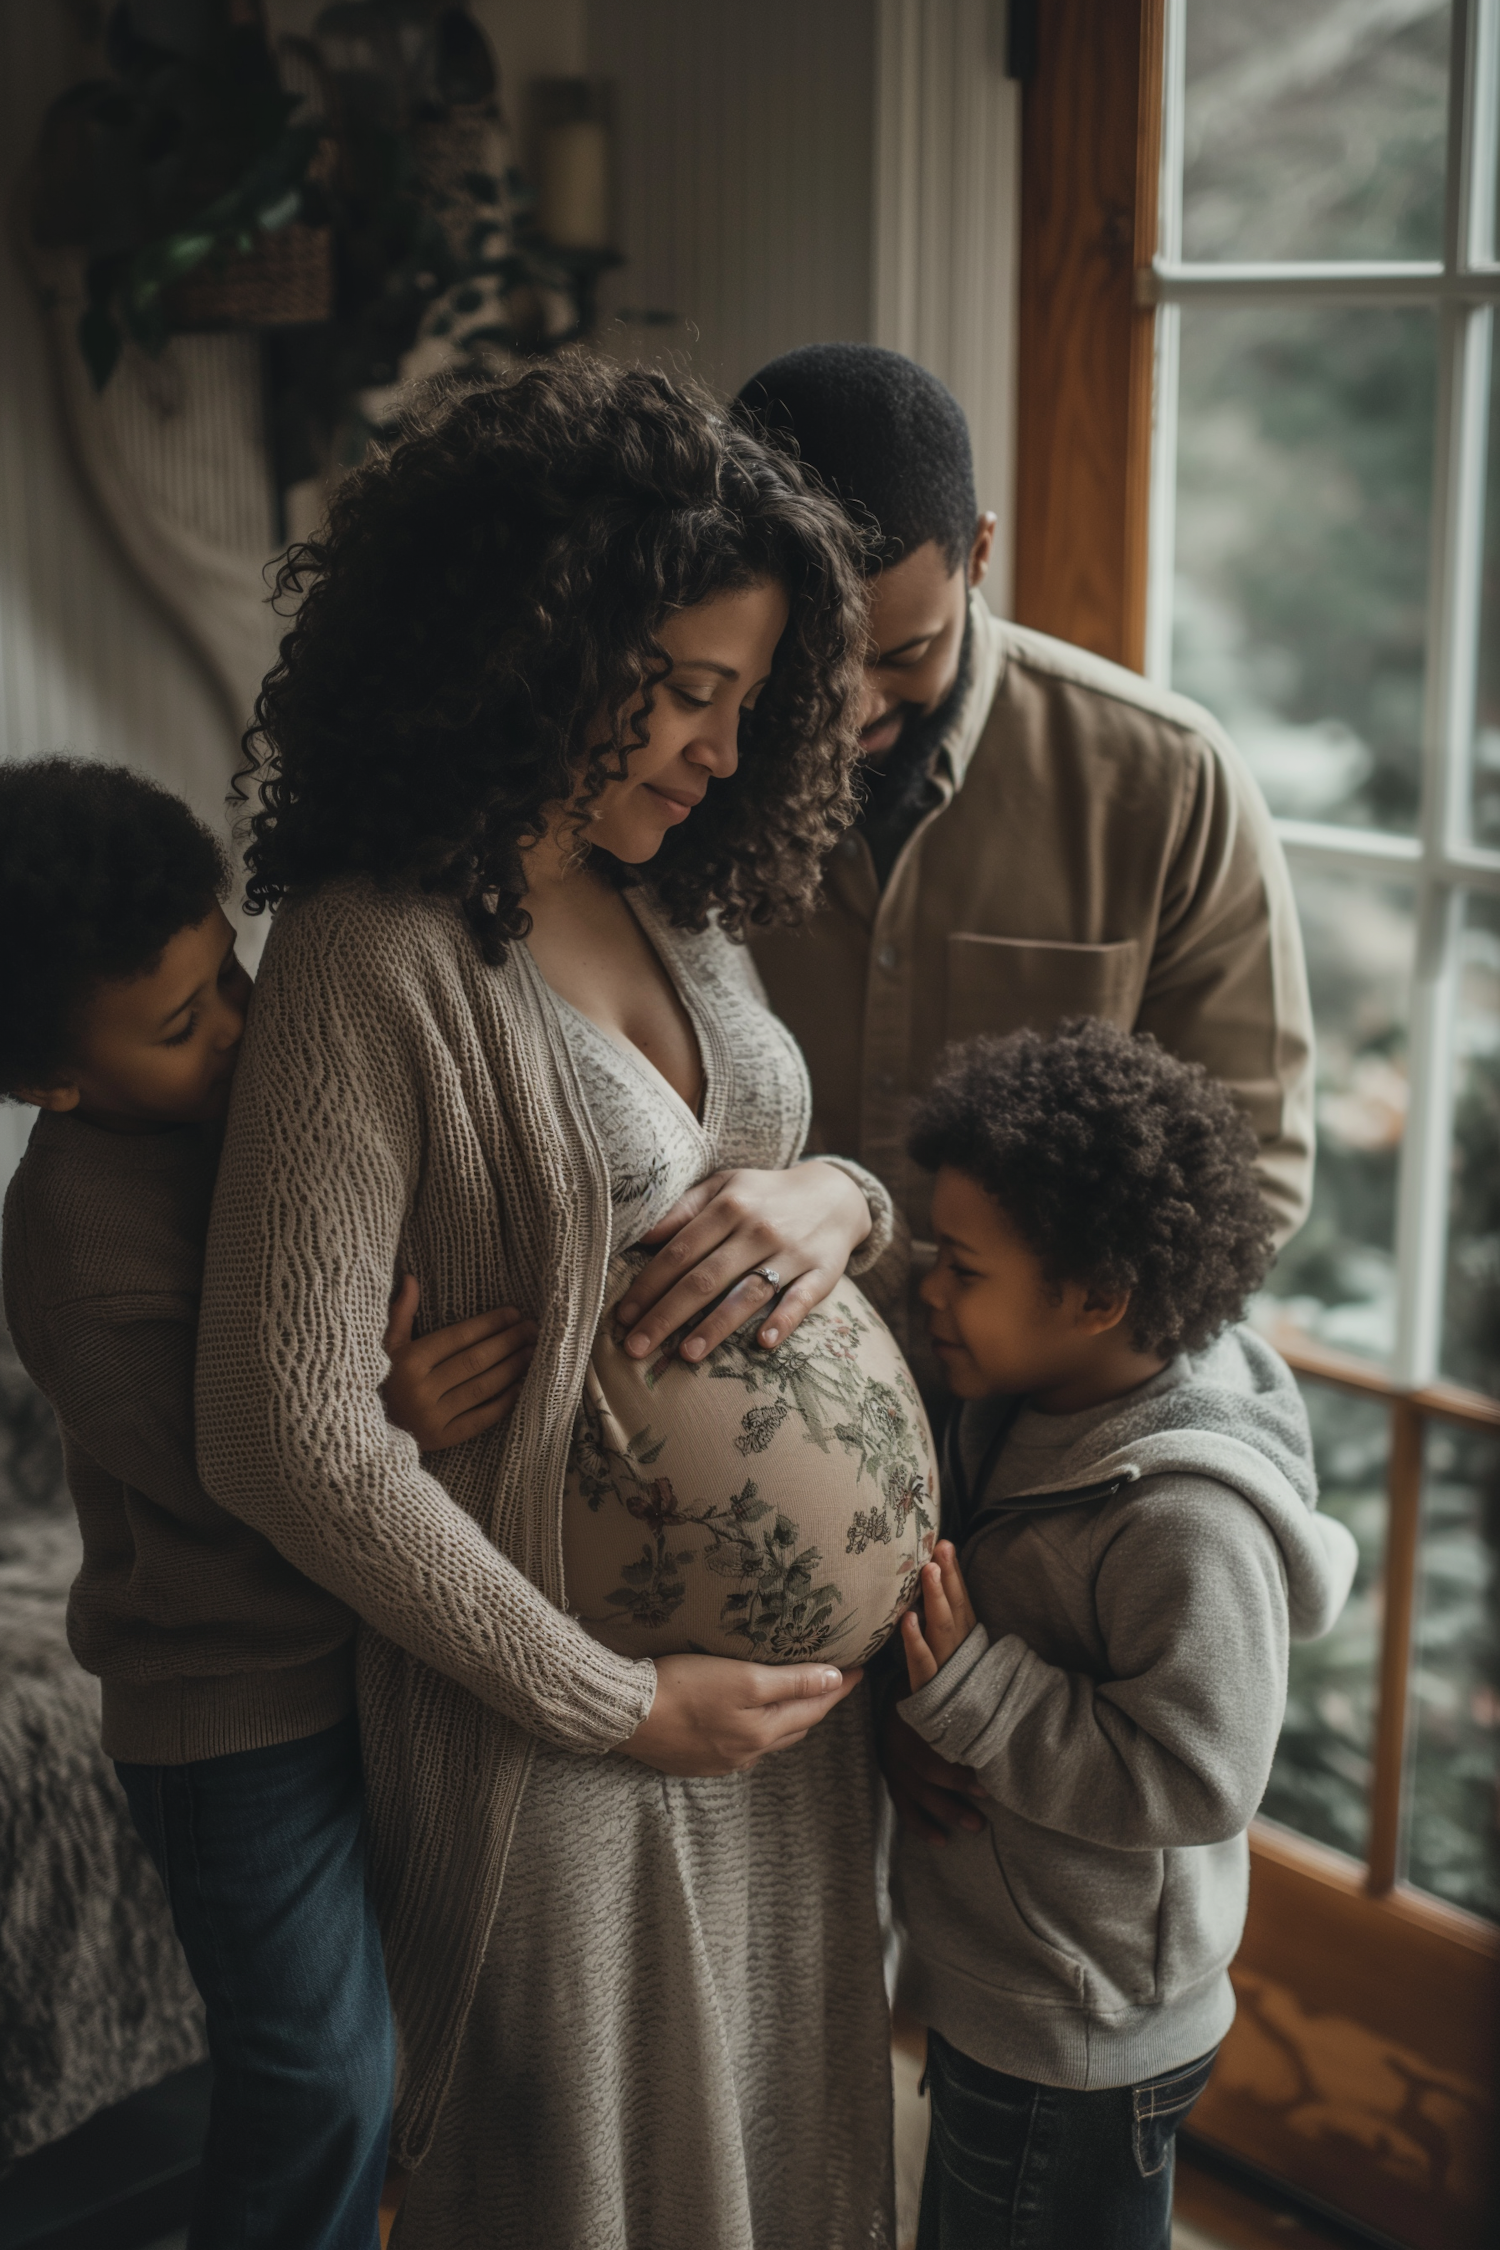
[538, 118, 611, 249]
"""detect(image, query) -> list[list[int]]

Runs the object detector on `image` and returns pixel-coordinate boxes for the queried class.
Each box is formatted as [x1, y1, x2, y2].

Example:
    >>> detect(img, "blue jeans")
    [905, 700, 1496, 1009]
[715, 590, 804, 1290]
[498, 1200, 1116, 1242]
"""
[917, 2030, 1218, 2250]
[116, 1714, 395, 2250]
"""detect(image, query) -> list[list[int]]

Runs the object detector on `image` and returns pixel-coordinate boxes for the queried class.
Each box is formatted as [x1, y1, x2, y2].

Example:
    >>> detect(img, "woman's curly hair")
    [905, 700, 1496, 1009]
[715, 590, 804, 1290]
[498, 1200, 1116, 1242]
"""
[909, 1019, 1276, 1358]
[238, 357, 870, 960]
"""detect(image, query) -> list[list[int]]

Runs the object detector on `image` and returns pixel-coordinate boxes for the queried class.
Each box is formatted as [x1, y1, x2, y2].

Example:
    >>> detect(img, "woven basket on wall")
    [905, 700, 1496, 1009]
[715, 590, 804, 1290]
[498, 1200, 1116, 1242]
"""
[169, 222, 333, 331]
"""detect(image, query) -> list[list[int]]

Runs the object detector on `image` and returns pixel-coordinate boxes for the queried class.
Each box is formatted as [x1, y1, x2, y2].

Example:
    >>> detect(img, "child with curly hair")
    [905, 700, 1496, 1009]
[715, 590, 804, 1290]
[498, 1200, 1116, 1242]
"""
[0, 759, 536, 2249]
[887, 1018, 1357, 2250]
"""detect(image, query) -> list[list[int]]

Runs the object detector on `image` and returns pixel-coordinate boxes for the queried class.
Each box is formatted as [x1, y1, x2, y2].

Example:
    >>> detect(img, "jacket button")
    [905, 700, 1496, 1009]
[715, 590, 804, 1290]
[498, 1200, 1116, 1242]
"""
[877, 944, 898, 972]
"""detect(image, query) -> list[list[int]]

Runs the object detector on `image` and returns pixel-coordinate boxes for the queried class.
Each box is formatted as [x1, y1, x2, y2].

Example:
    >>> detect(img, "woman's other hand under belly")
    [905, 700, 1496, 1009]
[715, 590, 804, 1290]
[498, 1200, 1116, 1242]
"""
[616, 1653, 865, 1775]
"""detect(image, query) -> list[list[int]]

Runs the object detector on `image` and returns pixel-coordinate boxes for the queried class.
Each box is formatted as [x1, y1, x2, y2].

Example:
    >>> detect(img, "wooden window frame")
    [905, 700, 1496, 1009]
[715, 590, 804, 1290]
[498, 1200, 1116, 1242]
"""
[1013, 5, 1500, 2245]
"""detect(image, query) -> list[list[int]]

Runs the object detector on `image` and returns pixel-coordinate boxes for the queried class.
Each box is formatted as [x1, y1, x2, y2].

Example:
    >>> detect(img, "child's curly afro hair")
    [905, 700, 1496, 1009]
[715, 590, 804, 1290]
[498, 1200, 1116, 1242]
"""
[909, 1017, 1276, 1358]
[0, 758, 229, 1097]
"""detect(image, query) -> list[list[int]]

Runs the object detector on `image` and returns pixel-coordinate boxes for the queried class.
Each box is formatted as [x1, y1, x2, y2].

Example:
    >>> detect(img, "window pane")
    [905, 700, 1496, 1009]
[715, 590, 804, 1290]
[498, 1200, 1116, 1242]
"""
[1260, 1382, 1386, 1859]
[1180, 0, 1450, 264]
[1443, 894, 1500, 1397]
[1257, 868, 1414, 1361]
[1474, 328, 1500, 848]
[1171, 306, 1436, 832]
[1407, 1422, 1500, 1922]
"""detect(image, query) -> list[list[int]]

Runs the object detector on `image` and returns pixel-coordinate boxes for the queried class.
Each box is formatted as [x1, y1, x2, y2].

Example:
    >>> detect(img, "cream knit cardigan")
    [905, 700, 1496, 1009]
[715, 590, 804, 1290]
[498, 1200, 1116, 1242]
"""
[196, 878, 667, 2162]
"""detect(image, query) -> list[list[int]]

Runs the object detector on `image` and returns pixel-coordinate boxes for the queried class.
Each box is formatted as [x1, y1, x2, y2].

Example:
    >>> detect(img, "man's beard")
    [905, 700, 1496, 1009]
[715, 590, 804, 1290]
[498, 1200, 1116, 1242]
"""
[855, 616, 974, 886]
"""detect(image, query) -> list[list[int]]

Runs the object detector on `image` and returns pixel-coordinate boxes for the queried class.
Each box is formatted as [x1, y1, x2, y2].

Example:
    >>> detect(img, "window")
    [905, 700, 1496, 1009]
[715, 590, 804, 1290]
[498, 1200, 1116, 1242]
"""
[1147, 0, 1498, 1390]
[1012, 5, 1499, 2242]
[1146, 0, 1500, 1911]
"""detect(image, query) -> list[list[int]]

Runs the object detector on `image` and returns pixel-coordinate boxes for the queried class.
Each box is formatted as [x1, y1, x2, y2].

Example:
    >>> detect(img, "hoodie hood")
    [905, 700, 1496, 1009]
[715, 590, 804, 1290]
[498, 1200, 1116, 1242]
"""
[952, 1325, 1357, 1642]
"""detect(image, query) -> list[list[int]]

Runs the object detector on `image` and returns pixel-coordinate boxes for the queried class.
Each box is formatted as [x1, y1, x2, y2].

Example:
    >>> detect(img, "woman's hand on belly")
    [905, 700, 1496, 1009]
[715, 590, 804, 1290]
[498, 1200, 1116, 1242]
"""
[615, 1163, 872, 1364]
[617, 1653, 864, 1776]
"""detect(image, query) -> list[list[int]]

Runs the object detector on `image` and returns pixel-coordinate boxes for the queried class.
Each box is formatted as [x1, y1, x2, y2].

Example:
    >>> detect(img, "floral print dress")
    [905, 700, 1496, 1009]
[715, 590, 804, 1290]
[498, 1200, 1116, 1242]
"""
[391, 905, 901, 2250]
[558, 992, 936, 1670]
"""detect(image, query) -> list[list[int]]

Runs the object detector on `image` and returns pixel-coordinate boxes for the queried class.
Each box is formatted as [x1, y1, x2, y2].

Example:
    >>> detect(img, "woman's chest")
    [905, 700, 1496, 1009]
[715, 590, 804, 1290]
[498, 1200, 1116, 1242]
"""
[559, 924, 812, 1238]
[524, 881, 704, 1111]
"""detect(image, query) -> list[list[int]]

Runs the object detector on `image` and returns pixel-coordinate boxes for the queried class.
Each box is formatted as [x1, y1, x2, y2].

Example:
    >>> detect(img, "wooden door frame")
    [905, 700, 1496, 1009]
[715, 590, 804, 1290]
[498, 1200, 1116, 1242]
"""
[1011, 6, 1500, 2244]
[1012, 0, 1163, 669]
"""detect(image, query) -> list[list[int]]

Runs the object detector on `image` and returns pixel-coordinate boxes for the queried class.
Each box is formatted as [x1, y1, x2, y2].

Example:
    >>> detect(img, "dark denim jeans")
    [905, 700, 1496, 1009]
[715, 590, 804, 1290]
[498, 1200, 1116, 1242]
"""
[917, 2029, 1218, 2250]
[116, 1714, 395, 2250]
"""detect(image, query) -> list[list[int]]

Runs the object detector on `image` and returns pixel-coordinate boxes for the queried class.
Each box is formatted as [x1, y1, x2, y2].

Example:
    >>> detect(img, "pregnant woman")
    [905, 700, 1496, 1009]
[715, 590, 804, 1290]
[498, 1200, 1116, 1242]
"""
[196, 361, 935, 2249]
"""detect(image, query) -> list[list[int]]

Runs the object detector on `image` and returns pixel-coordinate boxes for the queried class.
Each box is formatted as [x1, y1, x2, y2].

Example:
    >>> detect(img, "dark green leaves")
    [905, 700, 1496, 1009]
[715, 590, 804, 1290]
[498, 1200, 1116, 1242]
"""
[35, 15, 325, 389]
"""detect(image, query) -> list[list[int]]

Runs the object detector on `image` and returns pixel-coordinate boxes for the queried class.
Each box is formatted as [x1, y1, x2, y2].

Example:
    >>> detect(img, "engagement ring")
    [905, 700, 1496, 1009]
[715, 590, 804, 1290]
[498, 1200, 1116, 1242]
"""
[750, 1266, 782, 1293]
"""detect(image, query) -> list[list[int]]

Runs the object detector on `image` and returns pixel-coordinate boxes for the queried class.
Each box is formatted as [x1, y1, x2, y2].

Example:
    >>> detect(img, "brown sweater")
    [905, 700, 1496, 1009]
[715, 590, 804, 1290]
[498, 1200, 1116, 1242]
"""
[2, 1111, 354, 1763]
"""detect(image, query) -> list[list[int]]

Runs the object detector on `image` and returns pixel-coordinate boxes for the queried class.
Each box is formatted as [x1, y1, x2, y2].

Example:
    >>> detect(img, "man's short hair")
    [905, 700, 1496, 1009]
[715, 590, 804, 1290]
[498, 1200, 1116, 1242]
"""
[734, 343, 977, 574]
[909, 1019, 1277, 1358]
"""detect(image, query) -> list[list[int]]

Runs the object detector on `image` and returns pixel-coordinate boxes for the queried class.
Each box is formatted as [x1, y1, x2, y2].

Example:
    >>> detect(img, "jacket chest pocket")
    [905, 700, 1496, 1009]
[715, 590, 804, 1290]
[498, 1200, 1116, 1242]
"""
[945, 934, 1142, 1048]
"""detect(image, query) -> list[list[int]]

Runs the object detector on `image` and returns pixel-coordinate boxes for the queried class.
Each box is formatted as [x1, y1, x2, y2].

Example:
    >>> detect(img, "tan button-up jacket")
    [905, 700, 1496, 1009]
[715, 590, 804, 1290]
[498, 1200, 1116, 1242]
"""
[752, 597, 1314, 1354]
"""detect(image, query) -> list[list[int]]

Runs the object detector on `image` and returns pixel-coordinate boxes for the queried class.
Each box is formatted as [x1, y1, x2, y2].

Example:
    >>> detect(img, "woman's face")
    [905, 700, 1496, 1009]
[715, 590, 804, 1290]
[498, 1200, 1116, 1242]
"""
[585, 579, 791, 864]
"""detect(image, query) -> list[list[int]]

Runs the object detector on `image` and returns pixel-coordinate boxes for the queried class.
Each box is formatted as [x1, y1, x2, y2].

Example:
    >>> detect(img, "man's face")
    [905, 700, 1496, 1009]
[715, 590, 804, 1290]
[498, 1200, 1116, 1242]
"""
[857, 513, 997, 760]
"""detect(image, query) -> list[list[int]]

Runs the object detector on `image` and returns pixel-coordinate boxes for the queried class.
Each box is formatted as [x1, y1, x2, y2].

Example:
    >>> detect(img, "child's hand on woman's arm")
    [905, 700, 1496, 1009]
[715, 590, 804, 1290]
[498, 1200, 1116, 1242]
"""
[901, 1542, 979, 1691]
[382, 1275, 537, 1451]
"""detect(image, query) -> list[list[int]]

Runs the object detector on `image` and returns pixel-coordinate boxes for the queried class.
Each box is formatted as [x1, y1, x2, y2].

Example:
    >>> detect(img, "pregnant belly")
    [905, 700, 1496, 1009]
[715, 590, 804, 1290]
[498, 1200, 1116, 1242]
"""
[562, 1266, 938, 1664]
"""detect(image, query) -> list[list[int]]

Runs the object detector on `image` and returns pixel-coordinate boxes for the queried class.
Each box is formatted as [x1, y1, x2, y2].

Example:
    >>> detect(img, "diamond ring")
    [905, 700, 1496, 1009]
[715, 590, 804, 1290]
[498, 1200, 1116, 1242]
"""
[750, 1265, 782, 1293]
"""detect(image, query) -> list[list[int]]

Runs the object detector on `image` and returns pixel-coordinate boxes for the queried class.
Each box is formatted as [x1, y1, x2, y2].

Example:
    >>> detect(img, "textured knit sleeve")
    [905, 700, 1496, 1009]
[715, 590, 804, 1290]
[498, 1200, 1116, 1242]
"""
[194, 899, 656, 1756]
[901, 1477, 1289, 1848]
[799, 1154, 897, 1277]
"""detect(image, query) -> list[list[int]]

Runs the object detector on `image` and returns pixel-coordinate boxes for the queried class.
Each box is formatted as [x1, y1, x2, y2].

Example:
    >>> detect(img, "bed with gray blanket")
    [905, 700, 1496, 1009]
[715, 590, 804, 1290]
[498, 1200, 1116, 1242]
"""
[0, 1330, 204, 2168]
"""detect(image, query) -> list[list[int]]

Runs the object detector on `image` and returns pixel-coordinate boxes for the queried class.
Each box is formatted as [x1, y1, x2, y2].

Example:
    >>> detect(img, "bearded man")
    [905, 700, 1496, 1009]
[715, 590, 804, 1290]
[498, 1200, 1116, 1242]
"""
[737, 344, 1313, 1387]
[737, 342, 1315, 1852]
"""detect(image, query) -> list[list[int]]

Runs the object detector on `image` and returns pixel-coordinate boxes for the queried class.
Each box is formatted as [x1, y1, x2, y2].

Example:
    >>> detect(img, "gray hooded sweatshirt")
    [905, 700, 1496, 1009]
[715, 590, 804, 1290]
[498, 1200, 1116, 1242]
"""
[891, 1325, 1357, 2091]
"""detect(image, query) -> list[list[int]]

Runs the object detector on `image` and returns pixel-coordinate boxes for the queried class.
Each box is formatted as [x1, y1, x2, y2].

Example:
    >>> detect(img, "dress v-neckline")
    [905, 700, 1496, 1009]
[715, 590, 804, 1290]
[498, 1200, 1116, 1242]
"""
[531, 892, 715, 1136]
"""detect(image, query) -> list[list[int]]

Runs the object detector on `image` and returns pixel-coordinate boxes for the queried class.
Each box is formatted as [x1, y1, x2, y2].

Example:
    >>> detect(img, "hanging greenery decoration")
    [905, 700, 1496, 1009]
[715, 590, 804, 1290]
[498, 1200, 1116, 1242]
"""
[29, 2, 619, 485]
[31, 3, 328, 390]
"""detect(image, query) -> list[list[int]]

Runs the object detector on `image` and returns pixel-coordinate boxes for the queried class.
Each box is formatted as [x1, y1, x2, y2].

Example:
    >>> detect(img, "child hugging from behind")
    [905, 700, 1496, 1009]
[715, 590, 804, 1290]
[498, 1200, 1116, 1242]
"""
[889, 1018, 1357, 2250]
[0, 759, 536, 2250]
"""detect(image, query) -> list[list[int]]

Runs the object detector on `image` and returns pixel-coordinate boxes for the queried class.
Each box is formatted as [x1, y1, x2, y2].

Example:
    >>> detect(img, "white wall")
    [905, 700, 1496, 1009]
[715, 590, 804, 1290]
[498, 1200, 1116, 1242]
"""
[587, 0, 876, 393]
[584, 0, 1019, 607]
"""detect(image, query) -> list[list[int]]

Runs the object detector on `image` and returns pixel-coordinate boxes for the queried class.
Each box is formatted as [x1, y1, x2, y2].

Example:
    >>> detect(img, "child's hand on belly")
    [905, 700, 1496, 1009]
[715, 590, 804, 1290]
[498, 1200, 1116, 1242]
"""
[901, 1542, 979, 1690]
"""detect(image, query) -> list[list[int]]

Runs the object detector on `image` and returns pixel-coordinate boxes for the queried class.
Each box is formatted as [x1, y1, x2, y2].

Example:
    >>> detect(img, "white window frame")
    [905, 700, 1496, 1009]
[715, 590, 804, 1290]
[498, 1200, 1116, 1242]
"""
[1142, 0, 1500, 1392]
